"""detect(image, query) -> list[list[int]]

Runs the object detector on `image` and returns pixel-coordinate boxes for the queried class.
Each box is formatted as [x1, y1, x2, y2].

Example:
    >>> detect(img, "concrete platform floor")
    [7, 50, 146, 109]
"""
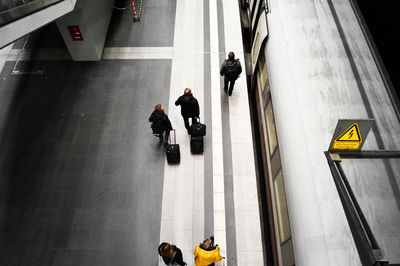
[0, 0, 175, 265]
[0, 0, 265, 265]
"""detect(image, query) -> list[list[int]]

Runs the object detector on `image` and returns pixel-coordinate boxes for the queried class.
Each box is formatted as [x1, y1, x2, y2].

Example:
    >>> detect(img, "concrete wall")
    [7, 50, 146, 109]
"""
[56, 0, 114, 61]
[264, 0, 400, 265]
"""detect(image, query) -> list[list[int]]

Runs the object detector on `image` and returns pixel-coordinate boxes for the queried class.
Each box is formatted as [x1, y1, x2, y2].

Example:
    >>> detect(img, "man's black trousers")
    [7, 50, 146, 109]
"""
[224, 77, 236, 95]
[183, 116, 196, 134]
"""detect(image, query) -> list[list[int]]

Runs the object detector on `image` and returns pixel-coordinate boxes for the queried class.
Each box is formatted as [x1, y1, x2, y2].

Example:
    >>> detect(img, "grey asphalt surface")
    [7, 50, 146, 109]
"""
[0, 0, 176, 264]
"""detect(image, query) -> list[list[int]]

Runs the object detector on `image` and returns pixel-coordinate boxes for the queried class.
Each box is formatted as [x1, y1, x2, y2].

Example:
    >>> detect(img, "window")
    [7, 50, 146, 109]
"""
[265, 99, 278, 155]
[258, 48, 269, 93]
[273, 169, 291, 244]
[255, 41, 295, 266]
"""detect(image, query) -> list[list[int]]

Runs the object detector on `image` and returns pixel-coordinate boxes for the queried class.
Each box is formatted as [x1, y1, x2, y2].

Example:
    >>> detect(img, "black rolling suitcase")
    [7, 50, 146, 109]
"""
[166, 129, 180, 164]
[190, 118, 206, 137]
[190, 136, 204, 154]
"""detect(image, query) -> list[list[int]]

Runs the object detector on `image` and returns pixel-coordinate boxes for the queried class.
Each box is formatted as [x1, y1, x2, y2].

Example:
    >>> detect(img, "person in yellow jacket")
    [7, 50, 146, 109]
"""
[193, 237, 223, 266]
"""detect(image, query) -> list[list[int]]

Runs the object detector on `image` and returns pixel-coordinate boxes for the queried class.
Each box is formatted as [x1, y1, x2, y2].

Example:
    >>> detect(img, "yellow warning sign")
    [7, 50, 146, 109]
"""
[332, 123, 362, 149]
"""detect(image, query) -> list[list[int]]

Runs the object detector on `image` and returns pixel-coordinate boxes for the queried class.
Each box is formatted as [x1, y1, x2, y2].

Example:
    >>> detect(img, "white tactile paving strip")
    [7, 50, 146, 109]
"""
[102, 47, 173, 60]
[159, 0, 263, 265]
[159, 0, 205, 265]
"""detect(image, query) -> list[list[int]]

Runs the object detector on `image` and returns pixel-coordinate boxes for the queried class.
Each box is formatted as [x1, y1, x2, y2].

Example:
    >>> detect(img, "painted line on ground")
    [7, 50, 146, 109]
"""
[209, 0, 227, 261]
[5, 47, 174, 61]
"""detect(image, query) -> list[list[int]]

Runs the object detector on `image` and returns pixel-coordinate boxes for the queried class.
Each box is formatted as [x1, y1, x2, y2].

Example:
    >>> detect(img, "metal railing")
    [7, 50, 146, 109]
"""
[325, 150, 400, 266]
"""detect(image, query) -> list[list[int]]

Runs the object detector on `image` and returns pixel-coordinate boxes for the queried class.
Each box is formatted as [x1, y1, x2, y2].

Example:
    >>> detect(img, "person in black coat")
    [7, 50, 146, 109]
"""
[175, 88, 200, 134]
[158, 242, 187, 266]
[220, 51, 242, 96]
[149, 104, 173, 144]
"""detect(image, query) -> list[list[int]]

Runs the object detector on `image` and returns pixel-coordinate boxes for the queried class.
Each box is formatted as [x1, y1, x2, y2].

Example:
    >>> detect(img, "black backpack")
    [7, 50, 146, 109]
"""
[225, 59, 240, 80]
[190, 118, 206, 137]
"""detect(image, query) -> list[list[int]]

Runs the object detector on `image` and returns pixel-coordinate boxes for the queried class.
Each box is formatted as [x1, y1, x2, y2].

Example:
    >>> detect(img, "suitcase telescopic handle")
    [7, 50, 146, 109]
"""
[171, 129, 176, 144]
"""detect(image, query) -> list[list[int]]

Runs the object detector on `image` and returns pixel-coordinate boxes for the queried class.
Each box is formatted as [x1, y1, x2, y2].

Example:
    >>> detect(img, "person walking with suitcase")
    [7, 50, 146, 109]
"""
[193, 236, 223, 266]
[158, 242, 187, 266]
[220, 51, 242, 96]
[149, 104, 173, 145]
[175, 88, 200, 135]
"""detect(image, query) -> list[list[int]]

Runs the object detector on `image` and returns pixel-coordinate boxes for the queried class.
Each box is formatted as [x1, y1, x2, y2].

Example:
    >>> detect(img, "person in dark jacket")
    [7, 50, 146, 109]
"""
[220, 51, 242, 96]
[175, 88, 200, 134]
[158, 242, 187, 266]
[149, 104, 173, 144]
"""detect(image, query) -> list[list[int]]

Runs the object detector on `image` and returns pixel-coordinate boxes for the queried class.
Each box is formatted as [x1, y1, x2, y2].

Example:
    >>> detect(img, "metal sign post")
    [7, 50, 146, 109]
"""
[325, 118, 400, 265]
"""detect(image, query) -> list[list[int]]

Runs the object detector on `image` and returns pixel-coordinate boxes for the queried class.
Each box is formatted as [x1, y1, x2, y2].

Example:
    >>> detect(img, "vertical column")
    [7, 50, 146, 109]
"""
[56, 0, 114, 61]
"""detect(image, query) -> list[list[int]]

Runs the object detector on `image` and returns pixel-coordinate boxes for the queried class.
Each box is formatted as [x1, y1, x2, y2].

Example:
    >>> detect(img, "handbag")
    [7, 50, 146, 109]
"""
[190, 117, 206, 137]
[167, 251, 179, 266]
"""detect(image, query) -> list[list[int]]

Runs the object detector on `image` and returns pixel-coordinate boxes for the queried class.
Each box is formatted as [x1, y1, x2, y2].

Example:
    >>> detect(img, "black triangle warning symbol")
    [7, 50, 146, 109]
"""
[336, 123, 362, 142]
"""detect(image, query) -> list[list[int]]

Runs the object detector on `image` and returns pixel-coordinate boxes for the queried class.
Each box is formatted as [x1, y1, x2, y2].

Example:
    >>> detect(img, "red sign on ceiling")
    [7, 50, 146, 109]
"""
[67, 25, 84, 41]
